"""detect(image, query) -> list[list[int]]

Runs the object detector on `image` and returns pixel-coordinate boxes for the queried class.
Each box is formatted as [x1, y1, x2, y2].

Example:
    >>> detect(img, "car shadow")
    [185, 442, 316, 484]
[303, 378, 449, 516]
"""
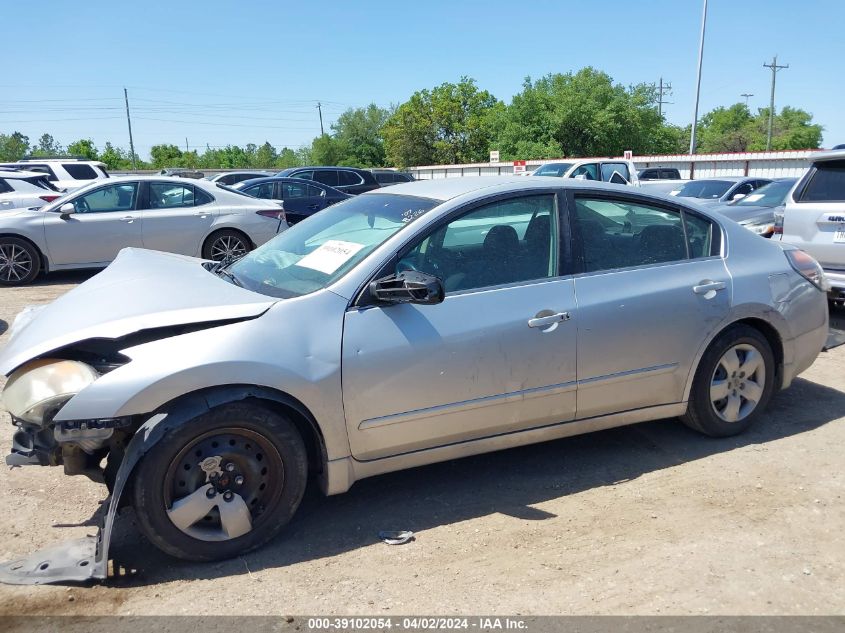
[107, 374, 845, 586]
[0, 320, 6, 336]
[31, 270, 99, 288]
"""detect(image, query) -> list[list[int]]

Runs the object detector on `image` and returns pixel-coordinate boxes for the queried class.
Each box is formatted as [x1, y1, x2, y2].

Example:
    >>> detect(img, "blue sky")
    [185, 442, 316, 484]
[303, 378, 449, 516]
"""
[2, 0, 842, 159]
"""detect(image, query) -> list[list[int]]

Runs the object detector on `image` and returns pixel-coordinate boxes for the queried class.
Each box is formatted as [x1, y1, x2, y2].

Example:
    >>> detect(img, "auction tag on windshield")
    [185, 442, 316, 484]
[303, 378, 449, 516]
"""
[296, 240, 365, 274]
[835, 224, 845, 244]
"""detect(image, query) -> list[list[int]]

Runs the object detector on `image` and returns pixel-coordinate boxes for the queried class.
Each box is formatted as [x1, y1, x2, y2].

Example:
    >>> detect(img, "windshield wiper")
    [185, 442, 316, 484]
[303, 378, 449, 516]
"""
[215, 267, 243, 287]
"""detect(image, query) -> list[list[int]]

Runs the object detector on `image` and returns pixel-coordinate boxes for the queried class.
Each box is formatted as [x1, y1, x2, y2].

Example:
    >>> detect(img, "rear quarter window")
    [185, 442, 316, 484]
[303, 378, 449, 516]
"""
[63, 163, 98, 180]
[0, 179, 12, 194]
[800, 161, 845, 203]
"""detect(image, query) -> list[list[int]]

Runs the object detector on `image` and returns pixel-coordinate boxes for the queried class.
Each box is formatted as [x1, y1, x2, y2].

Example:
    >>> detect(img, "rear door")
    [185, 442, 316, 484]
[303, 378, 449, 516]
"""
[280, 181, 327, 222]
[43, 181, 143, 265]
[139, 181, 217, 256]
[782, 160, 845, 270]
[568, 190, 730, 419]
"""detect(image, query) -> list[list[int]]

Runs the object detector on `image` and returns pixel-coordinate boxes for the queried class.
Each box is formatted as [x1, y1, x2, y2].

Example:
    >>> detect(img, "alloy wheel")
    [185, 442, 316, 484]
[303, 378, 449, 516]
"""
[0, 243, 34, 283]
[163, 428, 283, 542]
[709, 343, 766, 423]
[209, 235, 247, 262]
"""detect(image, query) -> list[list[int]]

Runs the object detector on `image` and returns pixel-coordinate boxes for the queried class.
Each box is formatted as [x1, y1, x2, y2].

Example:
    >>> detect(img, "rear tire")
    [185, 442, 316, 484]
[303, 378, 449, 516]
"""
[0, 237, 40, 286]
[682, 325, 775, 437]
[202, 229, 252, 262]
[131, 403, 308, 561]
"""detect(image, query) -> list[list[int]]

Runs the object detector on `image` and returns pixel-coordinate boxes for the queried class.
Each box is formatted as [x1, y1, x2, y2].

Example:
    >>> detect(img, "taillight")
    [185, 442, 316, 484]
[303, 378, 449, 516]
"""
[39, 195, 61, 203]
[773, 212, 784, 235]
[785, 249, 828, 291]
[256, 209, 286, 221]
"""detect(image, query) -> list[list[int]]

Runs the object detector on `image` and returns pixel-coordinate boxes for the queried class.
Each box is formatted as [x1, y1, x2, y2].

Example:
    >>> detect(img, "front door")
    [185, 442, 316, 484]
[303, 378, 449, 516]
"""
[569, 191, 731, 419]
[139, 181, 216, 256]
[43, 181, 143, 265]
[342, 192, 578, 461]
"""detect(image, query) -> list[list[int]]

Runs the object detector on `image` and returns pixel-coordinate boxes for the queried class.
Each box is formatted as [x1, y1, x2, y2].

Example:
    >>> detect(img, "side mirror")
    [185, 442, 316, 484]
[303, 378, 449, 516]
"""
[732, 193, 746, 200]
[369, 271, 445, 305]
[59, 202, 75, 219]
[573, 174, 588, 180]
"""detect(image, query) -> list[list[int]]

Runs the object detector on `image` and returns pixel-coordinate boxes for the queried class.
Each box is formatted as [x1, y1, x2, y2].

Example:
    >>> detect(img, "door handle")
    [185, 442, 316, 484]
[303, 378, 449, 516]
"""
[693, 280, 727, 295]
[308, 204, 320, 210]
[121, 215, 136, 223]
[527, 311, 570, 328]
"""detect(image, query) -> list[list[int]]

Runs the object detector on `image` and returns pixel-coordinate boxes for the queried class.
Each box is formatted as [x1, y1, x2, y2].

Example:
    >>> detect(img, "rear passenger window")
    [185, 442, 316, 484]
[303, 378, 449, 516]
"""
[601, 163, 630, 183]
[63, 163, 98, 180]
[338, 170, 363, 186]
[194, 188, 213, 206]
[575, 197, 688, 272]
[801, 161, 845, 202]
[0, 179, 12, 194]
[312, 170, 339, 187]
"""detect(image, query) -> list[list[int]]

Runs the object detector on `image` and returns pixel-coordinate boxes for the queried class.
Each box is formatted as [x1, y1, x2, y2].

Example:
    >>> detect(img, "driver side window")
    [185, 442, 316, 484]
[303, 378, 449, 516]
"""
[397, 195, 558, 293]
[73, 183, 138, 213]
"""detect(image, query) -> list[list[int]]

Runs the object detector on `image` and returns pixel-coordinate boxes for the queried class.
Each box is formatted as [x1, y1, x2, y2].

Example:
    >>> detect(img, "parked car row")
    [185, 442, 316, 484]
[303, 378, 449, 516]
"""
[0, 157, 109, 192]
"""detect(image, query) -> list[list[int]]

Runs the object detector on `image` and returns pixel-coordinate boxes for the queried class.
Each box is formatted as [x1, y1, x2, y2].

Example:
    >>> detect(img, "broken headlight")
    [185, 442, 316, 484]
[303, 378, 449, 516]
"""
[2, 359, 99, 426]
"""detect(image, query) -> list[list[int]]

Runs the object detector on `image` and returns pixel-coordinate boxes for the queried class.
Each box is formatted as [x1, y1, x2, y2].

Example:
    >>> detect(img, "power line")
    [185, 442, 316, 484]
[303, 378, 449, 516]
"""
[763, 55, 789, 150]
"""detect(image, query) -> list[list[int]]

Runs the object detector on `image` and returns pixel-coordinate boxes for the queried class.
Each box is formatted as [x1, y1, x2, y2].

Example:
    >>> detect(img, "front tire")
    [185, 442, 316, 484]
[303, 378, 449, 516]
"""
[0, 237, 40, 286]
[682, 325, 775, 437]
[131, 403, 308, 561]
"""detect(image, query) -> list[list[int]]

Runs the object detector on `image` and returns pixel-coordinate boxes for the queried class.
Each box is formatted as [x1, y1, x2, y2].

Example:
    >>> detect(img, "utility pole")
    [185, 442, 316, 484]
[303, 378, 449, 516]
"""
[741, 93, 754, 107]
[763, 55, 789, 151]
[316, 102, 324, 136]
[689, 0, 708, 155]
[657, 77, 673, 118]
[123, 87, 137, 170]
[185, 137, 189, 152]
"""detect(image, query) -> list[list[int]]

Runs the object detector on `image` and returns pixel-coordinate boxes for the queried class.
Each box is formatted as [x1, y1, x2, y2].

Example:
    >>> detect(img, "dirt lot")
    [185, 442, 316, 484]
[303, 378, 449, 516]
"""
[0, 271, 843, 616]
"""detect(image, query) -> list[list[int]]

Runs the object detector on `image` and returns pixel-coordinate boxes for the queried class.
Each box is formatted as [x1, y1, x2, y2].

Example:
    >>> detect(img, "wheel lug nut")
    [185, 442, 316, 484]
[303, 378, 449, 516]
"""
[225, 462, 235, 472]
[223, 491, 234, 502]
[206, 487, 217, 499]
[234, 475, 244, 486]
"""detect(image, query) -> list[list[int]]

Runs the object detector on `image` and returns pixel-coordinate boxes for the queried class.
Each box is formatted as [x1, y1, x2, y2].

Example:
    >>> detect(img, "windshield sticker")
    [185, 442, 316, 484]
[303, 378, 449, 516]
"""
[402, 208, 427, 223]
[295, 240, 365, 274]
[743, 193, 764, 203]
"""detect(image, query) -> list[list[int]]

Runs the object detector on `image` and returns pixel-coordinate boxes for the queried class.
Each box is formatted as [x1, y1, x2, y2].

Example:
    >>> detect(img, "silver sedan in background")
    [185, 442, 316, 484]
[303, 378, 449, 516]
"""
[0, 177, 829, 582]
[0, 176, 287, 285]
[671, 176, 772, 204]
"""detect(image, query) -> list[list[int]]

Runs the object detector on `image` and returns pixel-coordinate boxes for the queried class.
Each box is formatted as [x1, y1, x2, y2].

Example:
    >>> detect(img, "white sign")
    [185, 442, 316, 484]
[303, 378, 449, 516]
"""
[623, 150, 633, 160]
[490, 150, 500, 163]
[296, 240, 364, 274]
[512, 160, 527, 175]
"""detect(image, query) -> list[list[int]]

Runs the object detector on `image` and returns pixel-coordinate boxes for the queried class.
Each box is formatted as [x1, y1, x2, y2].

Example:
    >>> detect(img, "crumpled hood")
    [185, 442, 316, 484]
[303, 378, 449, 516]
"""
[0, 248, 278, 375]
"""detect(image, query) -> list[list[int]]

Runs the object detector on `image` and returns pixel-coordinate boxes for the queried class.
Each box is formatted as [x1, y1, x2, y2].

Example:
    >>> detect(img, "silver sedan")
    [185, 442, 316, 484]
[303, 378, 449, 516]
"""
[0, 177, 829, 582]
[0, 175, 287, 285]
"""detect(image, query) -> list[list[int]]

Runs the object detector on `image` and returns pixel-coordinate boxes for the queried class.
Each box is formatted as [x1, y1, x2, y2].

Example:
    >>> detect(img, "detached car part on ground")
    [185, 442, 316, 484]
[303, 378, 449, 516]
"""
[0, 177, 830, 584]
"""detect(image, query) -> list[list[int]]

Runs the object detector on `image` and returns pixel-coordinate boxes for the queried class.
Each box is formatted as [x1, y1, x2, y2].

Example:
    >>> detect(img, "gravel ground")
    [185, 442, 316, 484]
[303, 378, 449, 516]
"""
[0, 271, 843, 616]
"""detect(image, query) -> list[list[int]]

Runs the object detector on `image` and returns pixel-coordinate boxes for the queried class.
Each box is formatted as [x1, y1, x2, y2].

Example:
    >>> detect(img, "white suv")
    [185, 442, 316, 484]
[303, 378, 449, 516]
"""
[778, 149, 845, 303]
[0, 169, 64, 210]
[0, 158, 109, 192]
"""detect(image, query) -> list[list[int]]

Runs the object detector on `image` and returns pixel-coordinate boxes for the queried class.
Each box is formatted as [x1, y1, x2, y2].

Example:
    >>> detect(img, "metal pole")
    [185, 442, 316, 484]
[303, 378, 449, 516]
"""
[764, 56, 788, 151]
[658, 77, 663, 118]
[741, 93, 754, 107]
[123, 88, 137, 170]
[317, 102, 324, 135]
[689, 0, 708, 155]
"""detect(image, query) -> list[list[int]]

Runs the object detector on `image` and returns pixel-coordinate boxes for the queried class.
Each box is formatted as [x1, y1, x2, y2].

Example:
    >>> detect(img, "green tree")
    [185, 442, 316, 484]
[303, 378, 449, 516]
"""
[310, 134, 349, 165]
[383, 77, 501, 167]
[150, 144, 184, 168]
[492, 69, 674, 160]
[254, 142, 277, 168]
[66, 139, 99, 160]
[694, 103, 822, 153]
[31, 133, 63, 156]
[100, 142, 128, 169]
[0, 132, 31, 161]
[275, 147, 300, 169]
[332, 104, 390, 166]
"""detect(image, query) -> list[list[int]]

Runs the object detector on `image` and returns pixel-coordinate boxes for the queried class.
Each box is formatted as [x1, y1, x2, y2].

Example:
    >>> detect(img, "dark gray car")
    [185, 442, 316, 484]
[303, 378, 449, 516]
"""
[710, 178, 797, 238]
[674, 177, 772, 205]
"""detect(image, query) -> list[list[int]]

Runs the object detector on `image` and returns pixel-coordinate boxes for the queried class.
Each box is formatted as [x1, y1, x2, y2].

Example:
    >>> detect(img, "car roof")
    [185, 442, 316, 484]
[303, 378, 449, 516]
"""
[360, 176, 659, 202]
[808, 148, 845, 162]
[0, 168, 51, 179]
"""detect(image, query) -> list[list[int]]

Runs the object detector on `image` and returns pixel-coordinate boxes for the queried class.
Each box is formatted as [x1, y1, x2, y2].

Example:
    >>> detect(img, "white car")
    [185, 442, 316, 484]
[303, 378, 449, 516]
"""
[0, 176, 287, 285]
[0, 169, 64, 210]
[204, 171, 275, 186]
[778, 148, 845, 303]
[530, 159, 640, 186]
[0, 158, 109, 192]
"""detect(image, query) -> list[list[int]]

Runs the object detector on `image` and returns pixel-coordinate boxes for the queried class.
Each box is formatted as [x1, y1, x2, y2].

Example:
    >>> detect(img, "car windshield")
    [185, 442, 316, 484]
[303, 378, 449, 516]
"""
[533, 163, 573, 177]
[730, 179, 795, 207]
[676, 180, 734, 199]
[227, 193, 438, 298]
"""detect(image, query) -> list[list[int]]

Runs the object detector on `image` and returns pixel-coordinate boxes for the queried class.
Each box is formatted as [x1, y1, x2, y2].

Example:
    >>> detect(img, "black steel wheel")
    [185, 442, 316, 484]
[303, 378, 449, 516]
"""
[132, 403, 307, 561]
